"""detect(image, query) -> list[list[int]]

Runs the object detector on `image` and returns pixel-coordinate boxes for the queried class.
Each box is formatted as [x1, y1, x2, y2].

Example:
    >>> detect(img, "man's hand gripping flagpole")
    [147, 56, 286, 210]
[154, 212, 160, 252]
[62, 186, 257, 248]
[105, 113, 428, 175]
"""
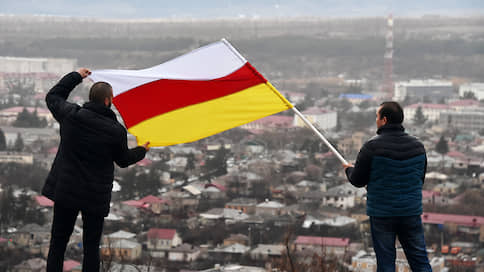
[291, 107, 349, 165]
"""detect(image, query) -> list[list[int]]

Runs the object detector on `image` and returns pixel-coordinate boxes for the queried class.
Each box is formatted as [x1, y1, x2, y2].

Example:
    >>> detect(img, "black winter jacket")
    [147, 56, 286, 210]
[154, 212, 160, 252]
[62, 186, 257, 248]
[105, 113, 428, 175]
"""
[42, 72, 146, 216]
[345, 124, 427, 216]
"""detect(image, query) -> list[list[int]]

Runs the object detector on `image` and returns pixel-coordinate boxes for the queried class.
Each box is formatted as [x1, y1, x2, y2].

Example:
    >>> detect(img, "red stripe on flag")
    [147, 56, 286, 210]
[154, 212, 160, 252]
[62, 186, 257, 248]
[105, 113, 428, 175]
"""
[113, 63, 266, 128]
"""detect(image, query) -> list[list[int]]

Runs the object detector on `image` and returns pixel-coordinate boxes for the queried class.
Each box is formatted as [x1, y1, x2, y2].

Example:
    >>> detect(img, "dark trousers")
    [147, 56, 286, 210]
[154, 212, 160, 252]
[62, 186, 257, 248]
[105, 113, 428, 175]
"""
[47, 203, 104, 272]
[370, 215, 432, 272]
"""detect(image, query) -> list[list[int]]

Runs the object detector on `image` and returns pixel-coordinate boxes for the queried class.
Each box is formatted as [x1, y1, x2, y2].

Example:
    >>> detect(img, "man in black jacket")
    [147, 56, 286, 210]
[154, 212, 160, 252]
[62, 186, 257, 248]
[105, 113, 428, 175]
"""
[43, 68, 149, 272]
[343, 102, 431, 272]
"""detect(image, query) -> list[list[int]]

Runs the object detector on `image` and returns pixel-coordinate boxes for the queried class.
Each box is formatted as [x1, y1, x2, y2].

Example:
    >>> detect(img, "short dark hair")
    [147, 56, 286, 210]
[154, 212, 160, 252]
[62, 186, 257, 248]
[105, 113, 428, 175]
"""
[379, 101, 404, 124]
[89, 82, 112, 104]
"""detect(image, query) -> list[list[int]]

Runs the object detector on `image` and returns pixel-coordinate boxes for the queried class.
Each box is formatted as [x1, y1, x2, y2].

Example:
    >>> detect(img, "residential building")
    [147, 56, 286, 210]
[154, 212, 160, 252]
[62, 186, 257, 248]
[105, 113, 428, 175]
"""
[0, 56, 76, 75]
[421, 212, 484, 241]
[147, 228, 182, 257]
[255, 200, 286, 216]
[404, 103, 449, 122]
[100, 239, 142, 261]
[225, 198, 257, 214]
[303, 215, 357, 228]
[103, 230, 136, 244]
[1, 126, 57, 146]
[15, 224, 50, 248]
[12, 257, 46, 272]
[224, 234, 249, 246]
[0, 152, 34, 164]
[293, 107, 337, 130]
[0, 56, 77, 93]
[0, 106, 54, 126]
[240, 115, 294, 131]
[393, 79, 455, 102]
[282, 91, 306, 105]
[210, 243, 250, 262]
[432, 182, 459, 195]
[293, 236, 350, 257]
[459, 82, 484, 100]
[168, 244, 200, 262]
[448, 99, 482, 111]
[440, 110, 484, 132]
[138, 195, 169, 214]
[322, 187, 356, 210]
[250, 244, 285, 262]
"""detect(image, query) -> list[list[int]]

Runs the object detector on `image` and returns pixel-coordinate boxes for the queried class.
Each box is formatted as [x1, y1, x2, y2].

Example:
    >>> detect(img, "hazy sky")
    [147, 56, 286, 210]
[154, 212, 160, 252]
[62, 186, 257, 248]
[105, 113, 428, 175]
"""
[1, 0, 483, 19]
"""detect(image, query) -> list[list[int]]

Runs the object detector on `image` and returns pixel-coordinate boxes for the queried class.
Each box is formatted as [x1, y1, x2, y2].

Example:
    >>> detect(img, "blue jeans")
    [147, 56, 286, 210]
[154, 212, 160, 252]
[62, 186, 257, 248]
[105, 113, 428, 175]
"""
[370, 215, 432, 272]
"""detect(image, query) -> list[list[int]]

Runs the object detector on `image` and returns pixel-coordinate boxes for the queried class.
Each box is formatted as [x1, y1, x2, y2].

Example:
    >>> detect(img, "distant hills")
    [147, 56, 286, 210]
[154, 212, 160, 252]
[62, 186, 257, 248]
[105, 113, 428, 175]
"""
[1, 0, 483, 19]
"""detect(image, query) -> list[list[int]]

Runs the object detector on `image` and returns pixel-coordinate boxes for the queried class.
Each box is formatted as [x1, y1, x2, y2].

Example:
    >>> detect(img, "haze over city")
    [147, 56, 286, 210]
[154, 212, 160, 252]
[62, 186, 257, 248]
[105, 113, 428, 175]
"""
[0, 1, 484, 272]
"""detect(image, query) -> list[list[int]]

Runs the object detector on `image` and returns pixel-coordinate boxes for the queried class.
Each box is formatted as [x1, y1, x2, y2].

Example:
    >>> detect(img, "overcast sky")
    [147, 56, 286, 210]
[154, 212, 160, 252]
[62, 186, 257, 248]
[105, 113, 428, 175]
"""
[1, 0, 483, 19]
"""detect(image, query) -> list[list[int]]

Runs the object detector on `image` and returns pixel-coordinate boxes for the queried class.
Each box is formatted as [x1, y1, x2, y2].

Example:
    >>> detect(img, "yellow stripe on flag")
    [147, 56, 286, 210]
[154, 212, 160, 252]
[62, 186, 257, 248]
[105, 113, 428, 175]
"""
[129, 83, 293, 146]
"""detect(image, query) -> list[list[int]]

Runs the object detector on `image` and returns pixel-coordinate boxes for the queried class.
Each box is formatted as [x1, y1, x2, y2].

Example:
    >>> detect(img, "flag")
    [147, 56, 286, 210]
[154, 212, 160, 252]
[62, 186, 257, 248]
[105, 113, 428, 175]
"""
[89, 39, 293, 146]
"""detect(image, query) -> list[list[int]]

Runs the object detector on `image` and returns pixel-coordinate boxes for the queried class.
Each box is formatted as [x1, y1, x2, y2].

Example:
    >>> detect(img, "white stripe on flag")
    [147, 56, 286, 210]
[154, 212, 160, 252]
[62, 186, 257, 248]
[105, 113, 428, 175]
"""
[89, 40, 247, 97]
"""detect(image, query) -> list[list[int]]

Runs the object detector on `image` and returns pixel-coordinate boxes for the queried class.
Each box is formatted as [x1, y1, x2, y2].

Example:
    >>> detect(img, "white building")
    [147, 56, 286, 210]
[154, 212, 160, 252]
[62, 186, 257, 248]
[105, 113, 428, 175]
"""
[0, 152, 33, 164]
[393, 79, 455, 102]
[404, 103, 449, 123]
[255, 200, 286, 216]
[100, 239, 142, 261]
[440, 110, 484, 132]
[459, 82, 484, 100]
[0, 56, 76, 75]
[293, 107, 337, 130]
[167, 244, 200, 262]
[322, 185, 358, 209]
[0, 56, 77, 93]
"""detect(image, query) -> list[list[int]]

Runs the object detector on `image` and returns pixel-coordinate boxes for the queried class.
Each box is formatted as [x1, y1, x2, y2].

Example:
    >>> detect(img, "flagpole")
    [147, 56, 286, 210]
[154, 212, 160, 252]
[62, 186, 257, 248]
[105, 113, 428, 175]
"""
[292, 107, 348, 165]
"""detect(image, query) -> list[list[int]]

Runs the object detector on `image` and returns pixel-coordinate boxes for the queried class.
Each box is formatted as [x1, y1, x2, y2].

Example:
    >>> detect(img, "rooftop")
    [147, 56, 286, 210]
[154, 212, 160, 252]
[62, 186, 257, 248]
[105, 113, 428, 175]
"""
[421, 212, 484, 227]
[147, 228, 177, 240]
[106, 230, 136, 239]
[294, 236, 350, 247]
[405, 103, 449, 110]
[35, 195, 54, 207]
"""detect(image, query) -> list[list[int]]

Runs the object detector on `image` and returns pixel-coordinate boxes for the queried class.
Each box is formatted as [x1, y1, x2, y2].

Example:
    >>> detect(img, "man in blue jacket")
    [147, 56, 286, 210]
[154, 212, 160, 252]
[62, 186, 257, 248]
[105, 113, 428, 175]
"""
[43, 68, 150, 272]
[343, 101, 432, 272]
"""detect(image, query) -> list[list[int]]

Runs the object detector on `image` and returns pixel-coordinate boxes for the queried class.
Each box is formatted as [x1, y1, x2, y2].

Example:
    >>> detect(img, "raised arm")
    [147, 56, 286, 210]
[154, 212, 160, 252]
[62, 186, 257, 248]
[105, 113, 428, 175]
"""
[45, 68, 91, 122]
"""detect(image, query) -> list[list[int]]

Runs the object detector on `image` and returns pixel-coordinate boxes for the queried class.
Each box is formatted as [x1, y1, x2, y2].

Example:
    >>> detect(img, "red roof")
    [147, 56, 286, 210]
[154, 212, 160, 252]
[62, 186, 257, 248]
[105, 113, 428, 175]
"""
[122, 200, 145, 208]
[139, 195, 167, 204]
[294, 236, 349, 247]
[406, 103, 449, 109]
[316, 151, 334, 159]
[35, 196, 54, 207]
[147, 228, 176, 240]
[0, 237, 7, 243]
[421, 212, 484, 227]
[137, 158, 153, 166]
[205, 183, 226, 192]
[422, 190, 440, 199]
[63, 260, 80, 272]
[446, 151, 467, 159]
[449, 99, 480, 107]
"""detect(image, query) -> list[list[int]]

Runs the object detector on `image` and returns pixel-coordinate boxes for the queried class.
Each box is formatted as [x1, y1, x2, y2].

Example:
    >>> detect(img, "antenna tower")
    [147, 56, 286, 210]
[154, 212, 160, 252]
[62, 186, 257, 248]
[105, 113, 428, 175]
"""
[383, 14, 394, 98]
